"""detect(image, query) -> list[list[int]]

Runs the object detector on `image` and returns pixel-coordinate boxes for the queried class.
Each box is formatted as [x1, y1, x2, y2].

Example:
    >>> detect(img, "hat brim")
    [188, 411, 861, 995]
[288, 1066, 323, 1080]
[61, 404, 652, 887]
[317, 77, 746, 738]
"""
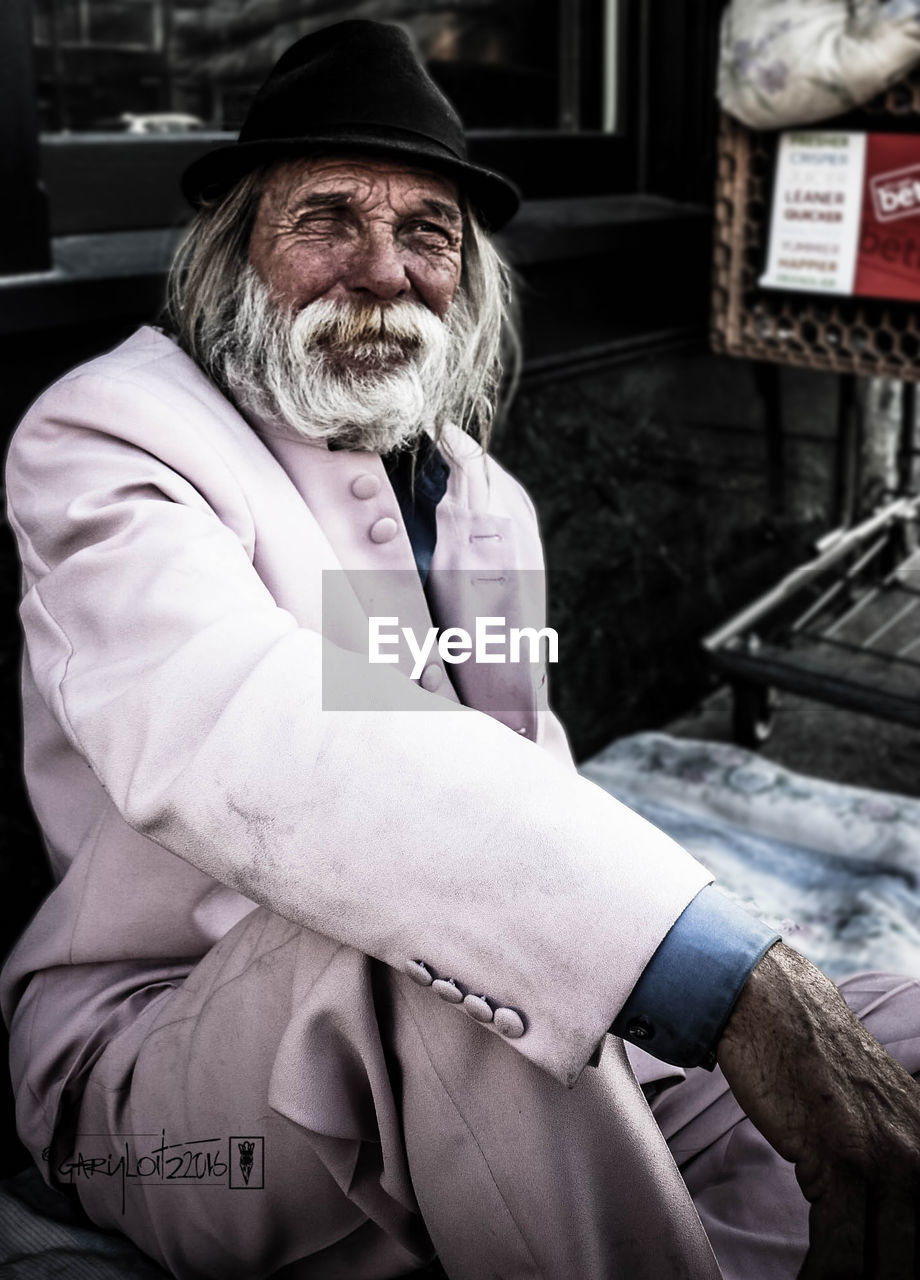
[180, 133, 520, 231]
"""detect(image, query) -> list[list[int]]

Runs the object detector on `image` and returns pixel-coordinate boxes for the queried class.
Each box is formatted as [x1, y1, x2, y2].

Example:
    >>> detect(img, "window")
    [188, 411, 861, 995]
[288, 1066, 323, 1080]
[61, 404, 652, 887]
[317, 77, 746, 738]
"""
[19, 0, 635, 244]
[32, 0, 621, 135]
[34, 0, 168, 133]
[34, 0, 162, 52]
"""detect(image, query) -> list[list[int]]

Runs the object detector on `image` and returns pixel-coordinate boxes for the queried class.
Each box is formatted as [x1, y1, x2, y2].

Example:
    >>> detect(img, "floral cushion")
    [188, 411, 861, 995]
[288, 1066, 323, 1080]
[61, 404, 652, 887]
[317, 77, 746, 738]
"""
[718, 0, 920, 130]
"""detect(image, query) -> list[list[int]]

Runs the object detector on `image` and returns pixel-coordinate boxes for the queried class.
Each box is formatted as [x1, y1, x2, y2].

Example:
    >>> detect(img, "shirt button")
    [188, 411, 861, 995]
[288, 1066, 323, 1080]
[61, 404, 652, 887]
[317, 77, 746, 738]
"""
[432, 978, 464, 1004]
[351, 474, 381, 499]
[405, 960, 433, 987]
[493, 1007, 525, 1039]
[627, 1016, 655, 1042]
[420, 665, 443, 692]
[369, 517, 398, 544]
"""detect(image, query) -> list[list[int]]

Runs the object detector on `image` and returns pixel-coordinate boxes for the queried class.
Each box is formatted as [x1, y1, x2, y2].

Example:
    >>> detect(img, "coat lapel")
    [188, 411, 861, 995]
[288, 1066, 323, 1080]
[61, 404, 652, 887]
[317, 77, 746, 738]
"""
[248, 417, 542, 736]
[428, 437, 541, 740]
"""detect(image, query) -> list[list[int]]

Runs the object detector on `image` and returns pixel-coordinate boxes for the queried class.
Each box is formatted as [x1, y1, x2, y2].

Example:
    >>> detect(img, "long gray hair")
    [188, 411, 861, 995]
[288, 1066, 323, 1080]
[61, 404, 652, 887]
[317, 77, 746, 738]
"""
[165, 163, 518, 450]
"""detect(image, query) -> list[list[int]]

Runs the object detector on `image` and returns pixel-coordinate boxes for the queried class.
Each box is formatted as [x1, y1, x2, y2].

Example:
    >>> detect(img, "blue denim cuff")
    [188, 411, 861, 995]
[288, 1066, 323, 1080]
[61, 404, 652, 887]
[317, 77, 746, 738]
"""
[610, 885, 780, 1070]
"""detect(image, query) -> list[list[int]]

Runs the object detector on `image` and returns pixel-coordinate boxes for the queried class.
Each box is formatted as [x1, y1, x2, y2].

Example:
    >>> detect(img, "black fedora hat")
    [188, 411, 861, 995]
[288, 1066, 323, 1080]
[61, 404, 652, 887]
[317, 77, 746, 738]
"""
[181, 19, 520, 230]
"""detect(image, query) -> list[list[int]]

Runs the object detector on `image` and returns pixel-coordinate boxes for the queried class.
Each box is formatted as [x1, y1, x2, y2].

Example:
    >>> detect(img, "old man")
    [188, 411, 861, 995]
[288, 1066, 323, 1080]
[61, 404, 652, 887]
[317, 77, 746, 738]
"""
[3, 19, 920, 1280]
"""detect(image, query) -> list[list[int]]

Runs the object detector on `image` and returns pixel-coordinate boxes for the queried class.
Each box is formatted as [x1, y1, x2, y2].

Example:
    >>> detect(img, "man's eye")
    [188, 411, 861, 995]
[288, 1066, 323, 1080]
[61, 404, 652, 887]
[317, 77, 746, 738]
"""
[409, 222, 452, 243]
[295, 212, 347, 230]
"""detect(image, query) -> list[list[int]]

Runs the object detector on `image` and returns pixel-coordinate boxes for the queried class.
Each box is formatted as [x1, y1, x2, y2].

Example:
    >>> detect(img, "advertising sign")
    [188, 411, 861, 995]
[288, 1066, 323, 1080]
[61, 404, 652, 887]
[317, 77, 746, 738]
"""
[761, 130, 920, 301]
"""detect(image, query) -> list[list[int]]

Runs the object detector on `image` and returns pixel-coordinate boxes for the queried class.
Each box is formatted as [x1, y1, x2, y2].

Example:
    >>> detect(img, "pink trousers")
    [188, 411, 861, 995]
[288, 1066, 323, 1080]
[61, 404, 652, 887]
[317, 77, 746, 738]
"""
[47, 907, 920, 1280]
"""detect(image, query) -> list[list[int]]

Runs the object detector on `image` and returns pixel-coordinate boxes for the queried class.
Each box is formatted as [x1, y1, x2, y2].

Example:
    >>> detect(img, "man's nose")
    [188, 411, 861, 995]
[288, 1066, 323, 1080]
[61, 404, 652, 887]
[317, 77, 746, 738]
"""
[344, 226, 410, 301]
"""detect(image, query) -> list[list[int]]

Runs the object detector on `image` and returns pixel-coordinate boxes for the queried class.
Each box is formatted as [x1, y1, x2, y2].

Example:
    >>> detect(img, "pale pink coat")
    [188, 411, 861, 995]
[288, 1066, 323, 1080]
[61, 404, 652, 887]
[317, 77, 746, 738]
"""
[2, 326, 711, 1165]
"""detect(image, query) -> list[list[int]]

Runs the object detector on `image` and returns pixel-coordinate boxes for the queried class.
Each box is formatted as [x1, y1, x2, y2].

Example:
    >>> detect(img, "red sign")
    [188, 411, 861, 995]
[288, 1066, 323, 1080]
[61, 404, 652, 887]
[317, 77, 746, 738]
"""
[855, 134, 920, 301]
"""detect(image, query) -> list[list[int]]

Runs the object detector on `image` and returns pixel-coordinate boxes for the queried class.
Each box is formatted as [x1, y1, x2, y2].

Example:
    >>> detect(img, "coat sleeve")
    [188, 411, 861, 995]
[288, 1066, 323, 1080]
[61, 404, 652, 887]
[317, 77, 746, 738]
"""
[6, 368, 713, 1088]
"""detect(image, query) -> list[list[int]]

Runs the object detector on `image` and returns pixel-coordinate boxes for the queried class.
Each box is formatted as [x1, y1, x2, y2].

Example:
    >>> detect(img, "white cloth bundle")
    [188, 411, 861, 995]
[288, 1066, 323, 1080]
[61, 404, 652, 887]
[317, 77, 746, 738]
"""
[718, 0, 920, 129]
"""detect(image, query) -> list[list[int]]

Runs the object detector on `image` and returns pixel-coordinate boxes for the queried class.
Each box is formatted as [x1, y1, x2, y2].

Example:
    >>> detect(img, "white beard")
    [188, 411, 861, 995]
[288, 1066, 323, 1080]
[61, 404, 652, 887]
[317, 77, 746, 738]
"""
[212, 268, 454, 454]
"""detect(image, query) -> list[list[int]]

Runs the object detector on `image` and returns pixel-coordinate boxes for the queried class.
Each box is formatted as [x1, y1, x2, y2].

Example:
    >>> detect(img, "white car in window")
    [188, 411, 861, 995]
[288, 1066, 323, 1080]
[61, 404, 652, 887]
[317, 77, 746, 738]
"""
[117, 112, 207, 134]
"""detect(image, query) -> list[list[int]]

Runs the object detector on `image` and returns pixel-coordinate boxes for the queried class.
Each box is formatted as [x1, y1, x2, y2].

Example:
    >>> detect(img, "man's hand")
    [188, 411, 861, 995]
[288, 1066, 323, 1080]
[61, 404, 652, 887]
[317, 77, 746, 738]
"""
[717, 942, 920, 1280]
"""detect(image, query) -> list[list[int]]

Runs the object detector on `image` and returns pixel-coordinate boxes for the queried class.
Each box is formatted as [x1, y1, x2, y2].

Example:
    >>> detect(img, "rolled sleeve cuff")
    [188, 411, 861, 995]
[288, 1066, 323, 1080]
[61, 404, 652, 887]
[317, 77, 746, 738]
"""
[610, 885, 780, 1070]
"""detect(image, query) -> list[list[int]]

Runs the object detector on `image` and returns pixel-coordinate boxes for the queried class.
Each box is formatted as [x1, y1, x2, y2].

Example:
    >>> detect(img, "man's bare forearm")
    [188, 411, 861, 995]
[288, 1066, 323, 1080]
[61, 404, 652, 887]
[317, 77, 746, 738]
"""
[717, 941, 920, 1279]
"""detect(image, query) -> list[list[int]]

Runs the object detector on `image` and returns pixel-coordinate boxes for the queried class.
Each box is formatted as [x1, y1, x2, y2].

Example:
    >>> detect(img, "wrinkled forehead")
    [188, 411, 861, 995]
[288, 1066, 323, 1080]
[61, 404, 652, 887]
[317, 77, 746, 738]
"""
[258, 154, 464, 223]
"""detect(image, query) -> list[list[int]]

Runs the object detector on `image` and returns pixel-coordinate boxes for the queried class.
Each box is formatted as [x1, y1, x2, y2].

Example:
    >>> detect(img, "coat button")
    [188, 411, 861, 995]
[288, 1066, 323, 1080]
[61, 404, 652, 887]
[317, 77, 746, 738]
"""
[351, 474, 381, 499]
[626, 1016, 655, 1042]
[463, 994, 493, 1023]
[420, 665, 443, 692]
[369, 517, 398, 544]
[493, 1007, 525, 1038]
[405, 960, 433, 987]
[432, 978, 464, 1004]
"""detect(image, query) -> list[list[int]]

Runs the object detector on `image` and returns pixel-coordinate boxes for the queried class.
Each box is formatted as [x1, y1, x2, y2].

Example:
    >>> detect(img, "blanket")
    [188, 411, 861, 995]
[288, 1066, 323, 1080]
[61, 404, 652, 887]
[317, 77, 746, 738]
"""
[718, 0, 920, 130]
[581, 732, 920, 982]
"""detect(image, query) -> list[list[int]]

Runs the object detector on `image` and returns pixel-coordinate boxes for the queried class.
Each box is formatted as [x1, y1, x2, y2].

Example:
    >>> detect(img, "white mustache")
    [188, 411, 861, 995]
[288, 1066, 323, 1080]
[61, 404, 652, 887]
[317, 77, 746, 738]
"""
[291, 298, 444, 361]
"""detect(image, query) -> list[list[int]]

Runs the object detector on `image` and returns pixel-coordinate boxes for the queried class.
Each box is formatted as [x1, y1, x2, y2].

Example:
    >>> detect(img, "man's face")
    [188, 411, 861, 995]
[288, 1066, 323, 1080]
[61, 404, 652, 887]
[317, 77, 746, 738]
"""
[248, 155, 464, 321]
[216, 154, 471, 451]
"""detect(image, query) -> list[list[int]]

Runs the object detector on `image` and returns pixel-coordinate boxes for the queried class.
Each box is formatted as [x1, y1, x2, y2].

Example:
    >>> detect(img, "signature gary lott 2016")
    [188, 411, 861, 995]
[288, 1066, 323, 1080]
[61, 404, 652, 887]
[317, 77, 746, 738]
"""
[50, 1131, 265, 1213]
